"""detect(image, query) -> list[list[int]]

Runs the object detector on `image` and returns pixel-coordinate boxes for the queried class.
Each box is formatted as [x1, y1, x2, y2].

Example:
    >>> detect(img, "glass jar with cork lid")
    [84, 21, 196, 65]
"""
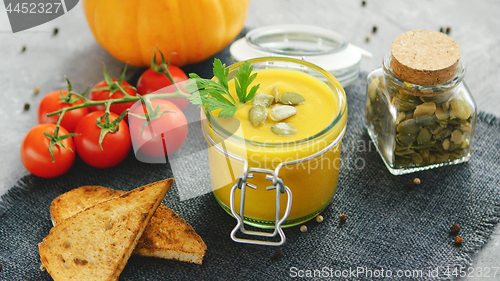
[365, 30, 477, 175]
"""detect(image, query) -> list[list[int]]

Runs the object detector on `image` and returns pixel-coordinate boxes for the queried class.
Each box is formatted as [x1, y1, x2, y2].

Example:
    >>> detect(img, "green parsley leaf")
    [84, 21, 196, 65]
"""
[234, 61, 259, 103]
[185, 58, 260, 118]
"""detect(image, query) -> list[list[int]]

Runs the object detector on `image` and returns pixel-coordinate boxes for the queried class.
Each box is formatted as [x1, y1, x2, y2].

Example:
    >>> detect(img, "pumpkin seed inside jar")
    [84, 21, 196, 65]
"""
[365, 30, 477, 175]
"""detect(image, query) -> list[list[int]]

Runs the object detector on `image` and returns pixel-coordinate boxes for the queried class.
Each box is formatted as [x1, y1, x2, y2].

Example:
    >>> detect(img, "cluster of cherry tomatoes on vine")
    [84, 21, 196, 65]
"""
[20, 59, 191, 178]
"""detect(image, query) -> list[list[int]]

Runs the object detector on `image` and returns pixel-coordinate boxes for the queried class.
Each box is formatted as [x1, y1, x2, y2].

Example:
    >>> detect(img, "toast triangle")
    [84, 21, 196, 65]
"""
[39, 179, 173, 281]
[50, 185, 206, 265]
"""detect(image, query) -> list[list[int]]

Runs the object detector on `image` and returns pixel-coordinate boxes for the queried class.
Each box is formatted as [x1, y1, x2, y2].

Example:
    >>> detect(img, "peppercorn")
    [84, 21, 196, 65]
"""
[361, 1, 366, 6]
[272, 249, 284, 260]
[455, 236, 463, 244]
[24, 103, 30, 111]
[439, 27, 444, 33]
[53, 27, 59, 36]
[450, 223, 460, 234]
[316, 215, 324, 223]
[300, 225, 307, 233]
[339, 213, 347, 223]
[445, 27, 451, 34]
[413, 178, 421, 185]
[372, 26, 378, 34]
[365, 35, 371, 42]
[21, 45, 26, 52]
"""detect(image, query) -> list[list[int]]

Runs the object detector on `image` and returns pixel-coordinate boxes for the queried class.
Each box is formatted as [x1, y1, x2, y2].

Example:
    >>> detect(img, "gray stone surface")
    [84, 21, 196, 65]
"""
[0, 1, 499, 279]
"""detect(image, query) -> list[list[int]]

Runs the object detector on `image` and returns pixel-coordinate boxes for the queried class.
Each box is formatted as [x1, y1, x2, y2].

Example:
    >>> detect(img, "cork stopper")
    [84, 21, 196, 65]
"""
[391, 30, 460, 85]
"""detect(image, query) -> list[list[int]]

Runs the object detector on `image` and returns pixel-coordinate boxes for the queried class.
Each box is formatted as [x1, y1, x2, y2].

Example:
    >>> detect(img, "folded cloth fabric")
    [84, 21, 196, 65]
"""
[1, 46, 499, 281]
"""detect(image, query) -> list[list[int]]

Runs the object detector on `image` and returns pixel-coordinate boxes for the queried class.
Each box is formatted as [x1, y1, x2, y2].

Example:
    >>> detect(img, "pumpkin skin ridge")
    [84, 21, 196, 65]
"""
[83, 0, 250, 67]
[137, 0, 189, 67]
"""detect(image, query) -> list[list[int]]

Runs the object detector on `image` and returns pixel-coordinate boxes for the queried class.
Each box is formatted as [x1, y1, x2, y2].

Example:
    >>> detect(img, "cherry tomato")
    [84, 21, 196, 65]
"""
[37, 90, 89, 133]
[136, 66, 190, 110]
[129, 100, 188, 158]
[88, 79, 137, 121]
[20, 124, 76, 178]
[74, 111, 132, 168]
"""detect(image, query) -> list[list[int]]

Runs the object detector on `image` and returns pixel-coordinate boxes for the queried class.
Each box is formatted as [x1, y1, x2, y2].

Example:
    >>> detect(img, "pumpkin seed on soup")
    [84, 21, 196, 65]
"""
[278, 92, 305, 105]
[270, 104, 297, 121]
[248, 105, 268, 126]
[271, 122, 297, 136]
[252, 93, 274, 107]
[273, 86, 279, 103]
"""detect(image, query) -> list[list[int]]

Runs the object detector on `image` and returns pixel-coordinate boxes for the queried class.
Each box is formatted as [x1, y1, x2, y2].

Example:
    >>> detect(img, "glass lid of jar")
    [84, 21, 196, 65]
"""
[230, 24, 372, 87]
[245, 24, 348, 56]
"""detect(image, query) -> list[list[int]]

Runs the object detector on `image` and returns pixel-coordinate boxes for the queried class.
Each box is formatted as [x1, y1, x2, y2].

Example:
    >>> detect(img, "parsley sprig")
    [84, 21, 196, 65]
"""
[188, 59, 259, 117]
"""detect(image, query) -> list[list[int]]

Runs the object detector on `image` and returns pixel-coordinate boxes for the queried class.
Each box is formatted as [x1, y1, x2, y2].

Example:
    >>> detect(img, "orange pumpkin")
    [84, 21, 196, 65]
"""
[83, 0, 250, 67]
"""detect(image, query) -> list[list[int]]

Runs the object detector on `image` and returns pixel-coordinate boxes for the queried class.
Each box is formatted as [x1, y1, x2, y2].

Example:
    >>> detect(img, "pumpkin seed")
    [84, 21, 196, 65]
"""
[429, 123, 444, 135]
[435, 153, 451, 163]
[396, 90, 421, 103]
[450, 151, 463, 160]
[395, 149, 415, 156]
[415, 115, 436, 127]
[411, 152, 424, 165]
[395, 155, 413, 166]
[442, 138, 451, 151]
[429, 154, 436, 164]
[270, 104, 297, 121]
[434, 127, 452, 140]
[248, 105, 268, 126]
[368, 79, 379, 102]
[417, 127, 432, 145]
[273, 86, 279, 103]
[414, 140, 436, 150]
[420, 149, 430, 162]
[435, 105, 449, 120]
[395, 144, 412, 152]
[397, 133, 417, 146]
[397, 119, 421, 135]
[420, 93, 451, 104]
[252, 93, 274, 107]
[413, 102, 436, 118]
[450, 99, 471, 120]
[278, 92, 305, 105]
[271, 122, 297, 136]
[461, 139, 470, 149]
[436, 120, 449, 128]
[396, 112, 406, 124]
[393, 96, 419, 111]
[450, 129, 464, 144]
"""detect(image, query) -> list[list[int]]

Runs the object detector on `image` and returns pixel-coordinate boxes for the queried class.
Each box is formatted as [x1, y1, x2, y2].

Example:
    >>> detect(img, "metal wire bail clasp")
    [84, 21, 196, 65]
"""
[229, 163, 292, 246]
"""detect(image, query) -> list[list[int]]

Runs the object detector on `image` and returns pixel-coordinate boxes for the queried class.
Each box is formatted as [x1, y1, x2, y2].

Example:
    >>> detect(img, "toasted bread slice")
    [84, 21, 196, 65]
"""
[50, 185, 207, 265]
[39, 179, 173, 281]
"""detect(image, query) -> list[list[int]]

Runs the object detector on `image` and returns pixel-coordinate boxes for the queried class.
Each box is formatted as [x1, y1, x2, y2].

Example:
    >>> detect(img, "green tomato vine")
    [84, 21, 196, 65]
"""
[44, 50, 191, 162]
